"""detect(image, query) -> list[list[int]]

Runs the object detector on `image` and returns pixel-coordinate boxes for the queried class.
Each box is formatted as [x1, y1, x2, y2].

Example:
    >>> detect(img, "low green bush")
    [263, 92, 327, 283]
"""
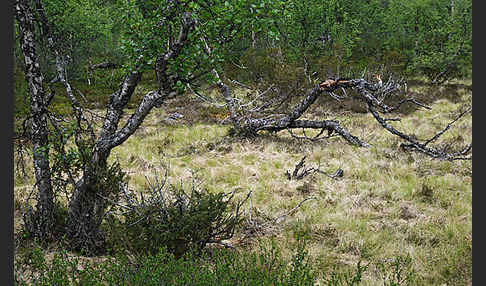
[15, 243, 419, 286]
[15, 242, 317, 286]
[108, 178, 245, 257]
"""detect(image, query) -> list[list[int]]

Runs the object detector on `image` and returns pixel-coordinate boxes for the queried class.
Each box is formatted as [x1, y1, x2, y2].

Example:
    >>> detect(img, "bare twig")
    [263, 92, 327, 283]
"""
[286, 156, 344, 180]
[286, 156, 316, 180]
[423, 107, 471, 146]
[271, 197, 317, 224]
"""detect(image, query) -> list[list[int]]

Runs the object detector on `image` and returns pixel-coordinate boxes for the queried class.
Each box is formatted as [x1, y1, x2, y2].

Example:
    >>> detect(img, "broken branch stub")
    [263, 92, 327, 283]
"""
[286, 156, 344, 181]
[286, 156, 315, 180]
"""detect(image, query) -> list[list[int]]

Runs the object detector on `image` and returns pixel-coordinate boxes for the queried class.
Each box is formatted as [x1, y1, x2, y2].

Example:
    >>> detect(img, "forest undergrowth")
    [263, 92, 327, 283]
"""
[14, 76, 472, 285]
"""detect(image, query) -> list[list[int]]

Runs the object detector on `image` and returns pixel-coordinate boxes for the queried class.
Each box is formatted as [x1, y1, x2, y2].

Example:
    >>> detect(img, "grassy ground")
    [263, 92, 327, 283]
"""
[14, 78, 472, 285]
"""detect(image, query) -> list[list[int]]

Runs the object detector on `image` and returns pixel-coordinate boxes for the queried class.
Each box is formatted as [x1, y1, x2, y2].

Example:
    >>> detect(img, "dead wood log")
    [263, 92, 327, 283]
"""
[213, 68, 471, 160]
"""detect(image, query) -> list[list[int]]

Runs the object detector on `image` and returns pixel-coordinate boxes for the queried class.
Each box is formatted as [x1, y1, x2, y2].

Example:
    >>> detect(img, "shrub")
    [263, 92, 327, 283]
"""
[115, 174, 246, 257]
[15, 241, 317, 286]
[15, 238, 419, 285]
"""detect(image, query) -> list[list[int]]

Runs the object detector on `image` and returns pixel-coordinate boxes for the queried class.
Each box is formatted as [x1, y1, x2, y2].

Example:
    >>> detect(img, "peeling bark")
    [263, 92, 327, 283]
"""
[65, 70, 144, 253]
[15, 0, 55, 239]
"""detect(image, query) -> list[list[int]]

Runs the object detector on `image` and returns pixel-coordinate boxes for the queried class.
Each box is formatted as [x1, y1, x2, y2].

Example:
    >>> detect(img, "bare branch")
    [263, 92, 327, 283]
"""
[423, 107, 471, 146]
[286, 156, 344, 180]
[200, 36, 242, 131]
[369, 104, 471, 161]
[271, 197, 317, 224]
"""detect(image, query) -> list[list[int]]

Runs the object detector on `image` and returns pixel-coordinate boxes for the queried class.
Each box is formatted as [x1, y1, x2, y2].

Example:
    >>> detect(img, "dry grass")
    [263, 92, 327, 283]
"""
[14, 78, 472, 285]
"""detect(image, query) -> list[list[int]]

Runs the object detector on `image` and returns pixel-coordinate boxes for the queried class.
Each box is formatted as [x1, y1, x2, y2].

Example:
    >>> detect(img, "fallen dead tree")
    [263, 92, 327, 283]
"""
[194, 70, 471, 161]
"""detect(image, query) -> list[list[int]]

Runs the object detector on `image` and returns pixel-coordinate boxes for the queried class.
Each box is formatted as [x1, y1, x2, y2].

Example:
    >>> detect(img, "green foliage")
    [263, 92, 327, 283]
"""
[49, 128, 92, 193]
[43, 0, 120, 77]
[15, 239, 420, 286]
[323, 261, 369, 286]
[118, 181, 242, 257]
[13, 0, 121, 81]
[399, 0, 472, 82]
[18, 240, 47, 272]
[236, 47, 307, 87]
[14, 0, 473, 116]
[88, 67, 127, 93]
[15, 242, 317, 285]
[224, 0, 472, 84]
[117, 0, 244, 72]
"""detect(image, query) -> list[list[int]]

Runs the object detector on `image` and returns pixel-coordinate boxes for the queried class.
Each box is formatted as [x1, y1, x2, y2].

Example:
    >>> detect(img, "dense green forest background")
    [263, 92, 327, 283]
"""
[14, 0, 472, 118]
